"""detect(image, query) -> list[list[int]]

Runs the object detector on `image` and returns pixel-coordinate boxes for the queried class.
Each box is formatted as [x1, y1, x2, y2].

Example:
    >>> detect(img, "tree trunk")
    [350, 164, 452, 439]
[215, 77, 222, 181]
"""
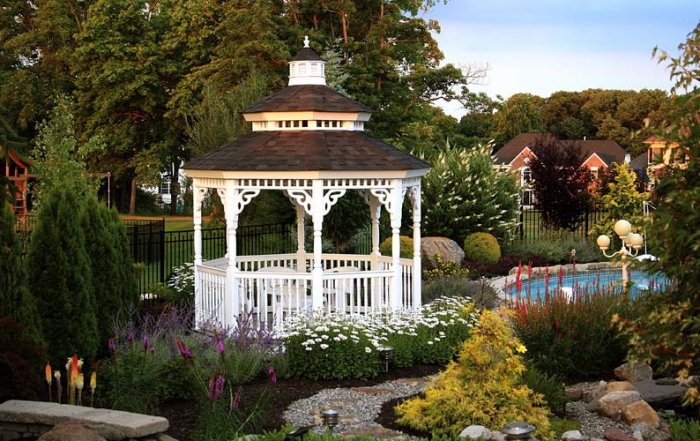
[170, 164, 180, 216]
[341, 12, 348, 45]
[129, 178, 136, 215]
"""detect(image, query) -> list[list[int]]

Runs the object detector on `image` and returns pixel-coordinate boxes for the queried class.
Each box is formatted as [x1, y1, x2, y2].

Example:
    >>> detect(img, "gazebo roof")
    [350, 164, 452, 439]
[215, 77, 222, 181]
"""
[241, 84, 372, 114]
[185, 130, 429, 171]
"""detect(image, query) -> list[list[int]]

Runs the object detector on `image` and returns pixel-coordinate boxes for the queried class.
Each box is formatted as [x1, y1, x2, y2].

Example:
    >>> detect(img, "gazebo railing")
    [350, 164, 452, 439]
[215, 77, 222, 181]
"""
[196, 253, 415, 330]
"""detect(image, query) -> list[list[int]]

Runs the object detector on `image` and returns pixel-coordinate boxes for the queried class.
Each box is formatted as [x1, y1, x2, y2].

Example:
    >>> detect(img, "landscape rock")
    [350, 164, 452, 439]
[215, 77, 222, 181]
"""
[621, 400, 660, 428]
[606, 382, 637, 393]
[561, 429, 585, 440]
[614, 363, 653, 383]
[597, 391, 642, 419]
[630, 422, 671, 441]
[633, 379, 687, 407]
[421, 237, 465, 269]
[38, 421, 107, 441]
[583, 381, 609, 403]
[603, 427, 634, 441]
[459, 425, 491, 440]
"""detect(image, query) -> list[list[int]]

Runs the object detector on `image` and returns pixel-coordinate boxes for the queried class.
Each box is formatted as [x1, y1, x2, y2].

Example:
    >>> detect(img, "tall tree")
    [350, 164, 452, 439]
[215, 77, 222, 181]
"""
[0, 204, 42, 343]
[492, 93, 545, 146]
[27, 187, 98, 362]
[529, 136, 593, 231]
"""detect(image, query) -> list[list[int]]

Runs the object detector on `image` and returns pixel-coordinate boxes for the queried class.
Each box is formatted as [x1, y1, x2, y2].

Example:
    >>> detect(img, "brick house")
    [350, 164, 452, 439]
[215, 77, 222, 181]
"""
[494, 133, 628, 206]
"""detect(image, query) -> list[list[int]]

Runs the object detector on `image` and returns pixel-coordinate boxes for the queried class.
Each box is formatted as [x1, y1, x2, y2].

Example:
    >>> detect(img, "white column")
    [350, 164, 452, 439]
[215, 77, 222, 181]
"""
[389, 180, 404, 310]
[369, 196, 381, 271]
[296, 204, 306, 271]
[411, 185, 422, 309]
[220, 184, 240, 329]
[311, 180, 324, 308]
[193, 183, 204, 329]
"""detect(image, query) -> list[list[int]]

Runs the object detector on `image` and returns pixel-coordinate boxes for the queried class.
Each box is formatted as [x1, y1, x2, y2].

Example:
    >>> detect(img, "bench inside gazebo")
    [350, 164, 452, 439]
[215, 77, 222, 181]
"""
[184, 38, 429, 331]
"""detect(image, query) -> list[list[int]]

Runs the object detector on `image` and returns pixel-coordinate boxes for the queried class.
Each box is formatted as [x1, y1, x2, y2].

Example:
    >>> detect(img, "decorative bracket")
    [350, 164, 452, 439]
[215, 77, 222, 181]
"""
[322, 189, 346, 215]
[286, 189, 314, 216]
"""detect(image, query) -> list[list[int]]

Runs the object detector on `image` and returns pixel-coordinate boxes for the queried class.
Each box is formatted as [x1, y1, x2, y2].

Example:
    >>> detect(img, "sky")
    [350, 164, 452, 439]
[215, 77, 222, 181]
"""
[425, 0, 700, 118]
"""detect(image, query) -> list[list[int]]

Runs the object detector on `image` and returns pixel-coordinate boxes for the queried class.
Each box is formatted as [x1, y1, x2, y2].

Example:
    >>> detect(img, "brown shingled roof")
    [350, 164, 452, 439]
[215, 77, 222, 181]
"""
[494, 133, 627, 166]
[242, 85, 373, 114]
[185, 131, 429, 172]
[290, 47, 323, 61]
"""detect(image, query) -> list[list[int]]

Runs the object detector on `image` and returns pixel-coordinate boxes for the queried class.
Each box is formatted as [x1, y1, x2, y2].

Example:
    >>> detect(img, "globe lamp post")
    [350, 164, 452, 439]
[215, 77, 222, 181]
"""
[596, 219, 644, 286]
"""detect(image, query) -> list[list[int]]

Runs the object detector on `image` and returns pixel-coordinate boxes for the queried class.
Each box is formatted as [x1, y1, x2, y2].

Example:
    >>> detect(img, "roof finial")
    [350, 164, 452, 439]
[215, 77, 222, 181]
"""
[303, 35, 310, 48]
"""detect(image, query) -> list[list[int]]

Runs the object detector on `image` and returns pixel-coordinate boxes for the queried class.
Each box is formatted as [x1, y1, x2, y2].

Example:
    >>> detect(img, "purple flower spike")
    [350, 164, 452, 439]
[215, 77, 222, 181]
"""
[208, 371, 217, 401]
[215, 333, 225, 357]
[232, 388, 241, 411]
[268, 366, 277, 385]
[214, 373, 225, 399]
[176, 338, 192, 360]
[108, 338, 116, 354]
[143, 336, 150, 352]
[127, 333, 134, 344]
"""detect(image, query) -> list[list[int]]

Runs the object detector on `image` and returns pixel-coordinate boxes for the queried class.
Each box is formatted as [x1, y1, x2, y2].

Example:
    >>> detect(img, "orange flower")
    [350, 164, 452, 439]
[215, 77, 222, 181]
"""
[45, 363, 52, 385]
[70, 354, 79, 386]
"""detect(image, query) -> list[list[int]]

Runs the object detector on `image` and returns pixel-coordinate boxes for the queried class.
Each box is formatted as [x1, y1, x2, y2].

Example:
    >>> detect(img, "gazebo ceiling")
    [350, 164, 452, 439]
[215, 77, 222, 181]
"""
[241, 84, 372, 114]
[185, 130, 429, 172]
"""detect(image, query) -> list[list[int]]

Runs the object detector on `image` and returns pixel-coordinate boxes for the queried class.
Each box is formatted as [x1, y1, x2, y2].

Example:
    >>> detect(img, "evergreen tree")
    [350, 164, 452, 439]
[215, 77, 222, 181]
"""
[0, 204, 42, 343]
[81, 197, 125, 347]
[106, 208, 139, 310]
[27, 187, 98, 361]
[589, 163, 649, 246]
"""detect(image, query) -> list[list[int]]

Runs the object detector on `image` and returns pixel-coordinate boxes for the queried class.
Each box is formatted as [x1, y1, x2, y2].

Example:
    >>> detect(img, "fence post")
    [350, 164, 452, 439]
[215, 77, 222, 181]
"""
[159, 219, 166, 284]
[519, 206, 524, 241]
[584, 206, 589, 238]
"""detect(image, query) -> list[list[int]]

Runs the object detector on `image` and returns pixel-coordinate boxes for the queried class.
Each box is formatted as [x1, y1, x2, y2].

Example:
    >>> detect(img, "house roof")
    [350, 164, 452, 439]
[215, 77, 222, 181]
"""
[629, 152, 648, 170]
[185, 130, 430, 172]
[494, 133, 627, 167]
[242, 85, 372, 114]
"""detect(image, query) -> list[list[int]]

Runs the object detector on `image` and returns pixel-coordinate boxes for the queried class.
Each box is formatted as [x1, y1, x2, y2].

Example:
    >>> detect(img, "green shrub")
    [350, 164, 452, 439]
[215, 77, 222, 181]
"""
[505, 233, 601, 265]
[669, 418, 700, 441]
[464, 232, 501, 264]
[0, 318, 46, 402]
[512, 289, 642, 380]
[422, 276, 498, 309]
[379, 235, 413, 258]
[520, 365, 567, 413]
[28, 186, 98, 362]
[395, 309, 554, 440]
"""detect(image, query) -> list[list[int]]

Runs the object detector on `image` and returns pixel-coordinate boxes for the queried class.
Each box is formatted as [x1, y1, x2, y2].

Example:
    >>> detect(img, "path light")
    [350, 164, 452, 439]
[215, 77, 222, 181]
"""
[320, 409, 339, 433]
[501, 421, 536, 440]
[284, 425, 313, 441]
[377, 346, 394, 373]
[596, 218, 644, 286]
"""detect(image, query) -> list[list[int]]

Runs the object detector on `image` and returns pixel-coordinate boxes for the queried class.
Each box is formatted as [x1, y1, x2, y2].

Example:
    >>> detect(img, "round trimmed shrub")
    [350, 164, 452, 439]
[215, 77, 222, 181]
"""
[463, 232, 501, 264]
[379, 236, 413, 258]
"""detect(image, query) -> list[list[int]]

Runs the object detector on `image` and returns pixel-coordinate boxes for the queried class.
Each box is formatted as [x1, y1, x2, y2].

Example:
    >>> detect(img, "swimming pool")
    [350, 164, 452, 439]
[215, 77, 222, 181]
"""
[504, 268, 670, 301]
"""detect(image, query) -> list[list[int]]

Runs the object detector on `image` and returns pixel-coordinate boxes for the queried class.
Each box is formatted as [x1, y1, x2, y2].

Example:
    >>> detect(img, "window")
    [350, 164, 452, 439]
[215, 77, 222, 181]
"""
[521, 167, 532, 185]
[522, 189, 535, 207]
[160, 181, 171, 195]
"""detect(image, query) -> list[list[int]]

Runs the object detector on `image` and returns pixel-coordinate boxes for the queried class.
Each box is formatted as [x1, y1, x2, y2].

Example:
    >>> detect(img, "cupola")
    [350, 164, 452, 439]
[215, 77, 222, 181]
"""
[288, 36, 326, 86]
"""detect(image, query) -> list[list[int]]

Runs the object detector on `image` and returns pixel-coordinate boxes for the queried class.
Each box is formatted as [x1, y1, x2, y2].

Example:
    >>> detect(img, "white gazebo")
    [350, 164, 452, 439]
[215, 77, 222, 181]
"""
[184, 38, 430, 331]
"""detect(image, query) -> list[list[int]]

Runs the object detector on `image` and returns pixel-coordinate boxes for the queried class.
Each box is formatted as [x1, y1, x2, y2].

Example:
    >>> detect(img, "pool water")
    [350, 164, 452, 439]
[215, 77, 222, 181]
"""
[507, 269, 670, 300]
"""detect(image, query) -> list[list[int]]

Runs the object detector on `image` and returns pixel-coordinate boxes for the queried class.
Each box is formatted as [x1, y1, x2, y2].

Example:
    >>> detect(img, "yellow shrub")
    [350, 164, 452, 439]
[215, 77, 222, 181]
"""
[395, 309, 554, 441]
[379, 236, 413, 258]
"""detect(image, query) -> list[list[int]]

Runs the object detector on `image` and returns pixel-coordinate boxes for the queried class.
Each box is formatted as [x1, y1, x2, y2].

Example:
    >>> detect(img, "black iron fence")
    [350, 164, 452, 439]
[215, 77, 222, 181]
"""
[518, 206, 606, 242]
[128, 222, 295, 294]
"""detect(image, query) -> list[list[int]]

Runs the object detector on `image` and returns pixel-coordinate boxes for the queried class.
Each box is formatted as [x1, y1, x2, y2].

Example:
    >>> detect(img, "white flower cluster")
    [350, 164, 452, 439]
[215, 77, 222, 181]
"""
[167, 262, 195, 294]
[282, 296, 479, 353]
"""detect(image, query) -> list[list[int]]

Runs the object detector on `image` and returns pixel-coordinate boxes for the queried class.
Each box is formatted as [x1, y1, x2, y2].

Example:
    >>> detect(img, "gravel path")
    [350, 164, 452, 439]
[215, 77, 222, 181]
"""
[283, 376, 433, 438]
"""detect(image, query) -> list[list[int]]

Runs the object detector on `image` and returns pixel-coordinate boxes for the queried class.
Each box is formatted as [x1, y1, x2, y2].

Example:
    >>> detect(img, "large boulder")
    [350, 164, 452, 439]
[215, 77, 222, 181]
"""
[421, 237, 465, 269]
[459, 425, 492, 440]
[614, 363, 653, 382]
[606, 381, 637, 393]
[597, 391, 642, 419]
[622, 400, 660, 429]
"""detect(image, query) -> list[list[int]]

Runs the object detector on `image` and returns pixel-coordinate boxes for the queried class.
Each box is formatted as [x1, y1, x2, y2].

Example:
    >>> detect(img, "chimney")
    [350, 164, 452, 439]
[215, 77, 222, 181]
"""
[625, 154, 631, 164]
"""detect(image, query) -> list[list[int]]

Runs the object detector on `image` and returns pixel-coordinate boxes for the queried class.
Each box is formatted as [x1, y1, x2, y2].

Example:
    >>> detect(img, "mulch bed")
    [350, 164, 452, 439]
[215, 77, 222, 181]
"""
[159, 364, 441, 441]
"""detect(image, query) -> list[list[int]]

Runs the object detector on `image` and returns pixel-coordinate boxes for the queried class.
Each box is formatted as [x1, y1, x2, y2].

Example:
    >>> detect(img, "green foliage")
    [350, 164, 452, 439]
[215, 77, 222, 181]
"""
[590, 162, 648, 246]
[422, 277, 498, 310]
[283, 299, 477, 379]
[0, 318, 46, 402]
[617, 22, 700, 406]
[463, 232, 501, 264]
[324, 192, 370, 253]
[520, 365, 568, 413]
[379, 235, 413, 258]
[31, 98, 101, 208]
[505, 233, 601, 265]
[668, 418, 700, 441]
[0, 204, 42, 342]
[395, 309, 553, 440]
[422, 143, 520, 242]
[28, 187, 99, 362]
[106, 208, 139, 309]
[529, 136, 593, 231]
[493, 93, 545, 146]
[513, 290, 642, 380]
